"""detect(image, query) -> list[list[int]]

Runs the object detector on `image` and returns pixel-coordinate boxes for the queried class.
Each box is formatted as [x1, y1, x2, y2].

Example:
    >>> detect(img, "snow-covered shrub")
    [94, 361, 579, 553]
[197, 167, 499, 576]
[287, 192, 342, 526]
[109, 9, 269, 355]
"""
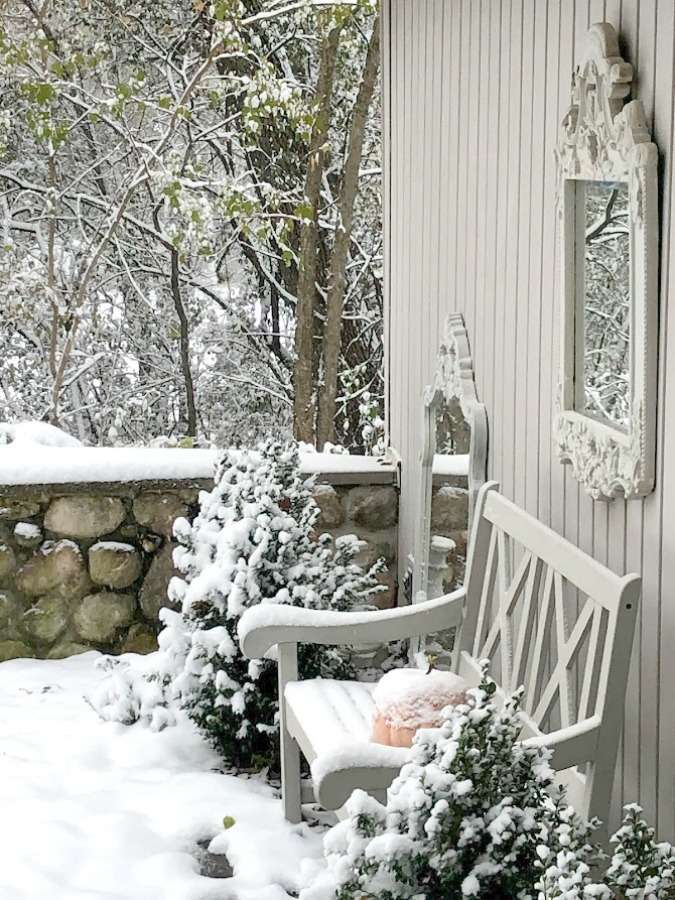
[93, 440, 384, 769]
[305, 669, 568, 899]
[538, 802, 675, 899]
[605, 805, 675, 898]
[301, 666, 602, 900]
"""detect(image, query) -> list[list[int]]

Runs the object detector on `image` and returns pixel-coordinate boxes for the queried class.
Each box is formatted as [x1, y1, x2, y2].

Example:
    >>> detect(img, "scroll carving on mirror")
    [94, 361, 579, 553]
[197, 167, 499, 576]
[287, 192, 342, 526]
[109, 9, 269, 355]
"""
[553, 23, 658, 500]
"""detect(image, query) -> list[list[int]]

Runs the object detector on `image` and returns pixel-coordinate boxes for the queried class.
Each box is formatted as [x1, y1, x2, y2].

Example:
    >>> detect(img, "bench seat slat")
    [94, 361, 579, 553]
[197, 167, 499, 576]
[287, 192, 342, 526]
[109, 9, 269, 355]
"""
[285, 679, 408, 811]
[285, 679, 376, 756]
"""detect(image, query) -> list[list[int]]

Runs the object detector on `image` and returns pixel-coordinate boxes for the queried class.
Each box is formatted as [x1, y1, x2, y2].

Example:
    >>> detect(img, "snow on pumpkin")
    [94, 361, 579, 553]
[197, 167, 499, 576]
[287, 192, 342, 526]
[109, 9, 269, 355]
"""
[371, 667, 468, 747]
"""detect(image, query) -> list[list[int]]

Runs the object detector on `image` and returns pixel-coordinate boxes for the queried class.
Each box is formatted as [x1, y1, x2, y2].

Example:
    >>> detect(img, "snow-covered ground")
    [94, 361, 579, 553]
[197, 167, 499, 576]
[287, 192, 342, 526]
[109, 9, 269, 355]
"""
[0, 652, 327, 900]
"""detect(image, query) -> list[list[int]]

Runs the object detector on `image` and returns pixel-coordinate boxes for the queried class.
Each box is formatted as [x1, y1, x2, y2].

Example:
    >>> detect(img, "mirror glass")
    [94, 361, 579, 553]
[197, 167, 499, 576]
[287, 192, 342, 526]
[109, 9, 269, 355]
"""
[434, 393, 469, 456]
[418, 392, 470, 667]
[575, 180, 630, 429]
[430, 393, 470, 594]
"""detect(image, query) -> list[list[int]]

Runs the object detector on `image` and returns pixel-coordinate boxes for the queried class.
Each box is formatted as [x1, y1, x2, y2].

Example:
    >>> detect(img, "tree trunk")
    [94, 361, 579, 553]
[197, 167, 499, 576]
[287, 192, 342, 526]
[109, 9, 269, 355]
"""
[292, 20, 342, 444]
[171, 248, 198, 437]
[316, 16, 381, 450]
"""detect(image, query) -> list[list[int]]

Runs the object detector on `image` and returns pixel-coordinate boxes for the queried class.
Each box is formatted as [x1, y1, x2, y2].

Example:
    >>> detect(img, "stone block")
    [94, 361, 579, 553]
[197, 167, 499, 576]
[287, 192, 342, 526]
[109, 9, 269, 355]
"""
[22, 596, 69, 644]
[447, 529, 468, 561]
[0, 542, 16, 580]
[178, 487, 203, 503]
[13, 522, 43, 550]
[118, 523, 139, 540]
[133, 493, 189, 537]
[353, 535, 397, 569]
[122, 624, 159, 655]
[139, 542, 180, 621]
[15, 540, 88, 599]
[0, 590, 24, 636]
[89, 542, 142, 589]
[312, 485, 345, 529]
[0, 499, 41, 521]
[430, 486, 469, 533]
[0, 639, 33, 661]
[45, 496, 125, 539]
[345, 486, 398, 530]
[73, 592, 136, 643]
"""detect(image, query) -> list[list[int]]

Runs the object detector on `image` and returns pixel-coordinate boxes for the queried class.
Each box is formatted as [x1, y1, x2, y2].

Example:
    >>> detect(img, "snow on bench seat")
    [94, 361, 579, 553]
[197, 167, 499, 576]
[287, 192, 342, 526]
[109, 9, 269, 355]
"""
[284, 679, 407, 807]
[285, 679, 375, 752]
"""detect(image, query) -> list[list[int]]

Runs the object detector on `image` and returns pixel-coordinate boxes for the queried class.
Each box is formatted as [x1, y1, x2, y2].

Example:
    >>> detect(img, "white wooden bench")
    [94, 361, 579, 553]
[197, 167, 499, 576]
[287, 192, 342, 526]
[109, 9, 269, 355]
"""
[239, 481, 639, 832]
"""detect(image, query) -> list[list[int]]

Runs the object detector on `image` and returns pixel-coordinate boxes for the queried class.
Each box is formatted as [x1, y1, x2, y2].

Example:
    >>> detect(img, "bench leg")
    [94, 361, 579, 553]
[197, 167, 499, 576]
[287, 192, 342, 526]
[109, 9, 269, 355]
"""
[278, 643, 302, 824]
[281, 723, 302, 823]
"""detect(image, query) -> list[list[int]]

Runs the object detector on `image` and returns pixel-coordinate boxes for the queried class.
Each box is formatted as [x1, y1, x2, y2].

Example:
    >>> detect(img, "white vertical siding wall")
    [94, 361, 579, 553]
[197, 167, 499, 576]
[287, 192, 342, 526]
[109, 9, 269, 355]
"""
[383, 0, 675, 839]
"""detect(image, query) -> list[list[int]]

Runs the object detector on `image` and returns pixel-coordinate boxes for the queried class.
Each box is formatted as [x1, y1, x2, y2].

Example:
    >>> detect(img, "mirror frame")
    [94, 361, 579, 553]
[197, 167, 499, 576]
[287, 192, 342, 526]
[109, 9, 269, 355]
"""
[553, 23, 658, 500]
[411, 312, 488, 608]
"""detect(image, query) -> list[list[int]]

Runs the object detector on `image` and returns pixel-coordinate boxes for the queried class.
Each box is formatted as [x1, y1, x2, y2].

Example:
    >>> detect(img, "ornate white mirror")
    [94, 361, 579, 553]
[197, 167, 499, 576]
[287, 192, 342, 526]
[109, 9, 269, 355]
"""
[554, 23, 658, 499]
[410, 313, 488, 664]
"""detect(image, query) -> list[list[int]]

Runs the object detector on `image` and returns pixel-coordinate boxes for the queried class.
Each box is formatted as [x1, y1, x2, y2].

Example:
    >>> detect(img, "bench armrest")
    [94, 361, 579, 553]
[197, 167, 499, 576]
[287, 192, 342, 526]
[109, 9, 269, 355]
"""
[522, 715, 602, 771]
[239, 586, 466, 659]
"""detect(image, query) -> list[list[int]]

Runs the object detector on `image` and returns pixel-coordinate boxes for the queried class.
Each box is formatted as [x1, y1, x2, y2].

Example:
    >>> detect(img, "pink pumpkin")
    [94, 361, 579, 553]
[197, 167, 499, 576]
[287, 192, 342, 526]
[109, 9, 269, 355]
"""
[371, 668, 469, 748]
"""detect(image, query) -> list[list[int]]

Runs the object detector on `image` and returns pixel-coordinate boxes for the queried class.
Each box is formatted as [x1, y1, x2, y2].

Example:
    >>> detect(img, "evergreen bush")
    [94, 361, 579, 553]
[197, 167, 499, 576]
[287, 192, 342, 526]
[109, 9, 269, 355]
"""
[92, 440, 384, 769]
[538, 802, 675, 899]
[305, 666, 576, 899]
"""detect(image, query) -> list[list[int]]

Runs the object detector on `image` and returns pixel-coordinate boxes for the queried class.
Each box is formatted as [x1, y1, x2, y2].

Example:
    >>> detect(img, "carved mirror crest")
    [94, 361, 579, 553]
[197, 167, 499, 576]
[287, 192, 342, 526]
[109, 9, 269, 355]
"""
[554, 23, 658, 499]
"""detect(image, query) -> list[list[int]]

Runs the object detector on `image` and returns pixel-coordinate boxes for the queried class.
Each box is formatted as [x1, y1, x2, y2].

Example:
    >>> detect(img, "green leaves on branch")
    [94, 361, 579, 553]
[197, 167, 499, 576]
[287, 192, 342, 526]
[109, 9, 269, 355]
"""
[23, 81, 55, 105]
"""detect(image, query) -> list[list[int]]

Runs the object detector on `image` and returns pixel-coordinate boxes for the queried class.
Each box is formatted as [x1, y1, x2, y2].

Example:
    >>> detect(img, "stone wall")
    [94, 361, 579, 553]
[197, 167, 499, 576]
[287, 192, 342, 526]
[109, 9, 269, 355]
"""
[312, 483, 399, 608]
[0, 476, 399, 662]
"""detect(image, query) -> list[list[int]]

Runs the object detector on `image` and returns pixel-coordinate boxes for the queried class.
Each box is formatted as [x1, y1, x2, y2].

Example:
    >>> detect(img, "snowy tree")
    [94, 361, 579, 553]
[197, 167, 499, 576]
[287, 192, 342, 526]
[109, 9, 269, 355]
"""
[579, 181, 631, 428]
[92, 440, 384, 768]
[0, 0, 384, 449]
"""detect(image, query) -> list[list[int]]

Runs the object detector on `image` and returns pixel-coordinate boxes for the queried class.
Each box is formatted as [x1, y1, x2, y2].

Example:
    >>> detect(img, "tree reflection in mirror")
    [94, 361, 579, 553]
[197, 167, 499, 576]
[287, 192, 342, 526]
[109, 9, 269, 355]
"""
[421, 395, 471, 667]
[575, 180, 630, 430]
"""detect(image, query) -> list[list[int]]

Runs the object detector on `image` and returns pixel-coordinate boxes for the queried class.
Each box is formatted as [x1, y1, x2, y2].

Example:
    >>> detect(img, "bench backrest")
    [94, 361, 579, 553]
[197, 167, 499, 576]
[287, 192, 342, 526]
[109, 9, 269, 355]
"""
[454, 482, 639, 826]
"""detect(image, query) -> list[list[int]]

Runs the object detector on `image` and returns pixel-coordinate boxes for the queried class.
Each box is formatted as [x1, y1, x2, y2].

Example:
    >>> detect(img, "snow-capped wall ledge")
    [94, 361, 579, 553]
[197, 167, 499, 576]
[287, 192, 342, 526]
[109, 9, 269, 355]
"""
[0, 432, 398, 490]
[0, 444, 219, 490]
[297, 451, 398, 485]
